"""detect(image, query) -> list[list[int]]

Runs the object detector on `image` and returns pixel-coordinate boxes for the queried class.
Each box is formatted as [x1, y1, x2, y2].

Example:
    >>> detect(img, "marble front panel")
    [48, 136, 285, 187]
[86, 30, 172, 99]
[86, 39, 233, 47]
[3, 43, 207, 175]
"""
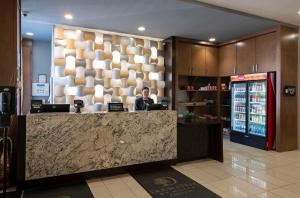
[26, 111, 177, 180]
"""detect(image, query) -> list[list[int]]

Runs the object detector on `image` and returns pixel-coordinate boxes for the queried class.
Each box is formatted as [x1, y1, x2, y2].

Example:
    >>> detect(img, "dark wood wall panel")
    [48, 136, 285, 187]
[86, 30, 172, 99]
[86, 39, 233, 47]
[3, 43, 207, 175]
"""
[277, 26, 298, 151]
[0, 0, 18, 86]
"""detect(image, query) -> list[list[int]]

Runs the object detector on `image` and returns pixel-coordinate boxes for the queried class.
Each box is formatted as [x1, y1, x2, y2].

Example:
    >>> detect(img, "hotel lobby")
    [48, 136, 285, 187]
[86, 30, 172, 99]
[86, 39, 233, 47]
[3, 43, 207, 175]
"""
[0, 0, 300, 197]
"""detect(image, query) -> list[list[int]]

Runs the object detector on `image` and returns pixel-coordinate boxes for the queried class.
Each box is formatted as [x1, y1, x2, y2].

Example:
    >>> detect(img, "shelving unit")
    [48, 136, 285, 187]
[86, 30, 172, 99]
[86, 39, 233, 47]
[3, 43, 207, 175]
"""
[177, 75, 219, 123]
[219, 76, 231, 137]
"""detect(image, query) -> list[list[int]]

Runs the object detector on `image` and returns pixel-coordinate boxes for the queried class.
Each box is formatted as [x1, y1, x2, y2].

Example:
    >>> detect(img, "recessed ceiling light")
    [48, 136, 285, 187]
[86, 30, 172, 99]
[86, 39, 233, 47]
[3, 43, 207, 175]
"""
[26, 32, 34, 36]
[138, 26, 146, 31]
[209, 37, 216, 42]
[64, 14, 73, 20]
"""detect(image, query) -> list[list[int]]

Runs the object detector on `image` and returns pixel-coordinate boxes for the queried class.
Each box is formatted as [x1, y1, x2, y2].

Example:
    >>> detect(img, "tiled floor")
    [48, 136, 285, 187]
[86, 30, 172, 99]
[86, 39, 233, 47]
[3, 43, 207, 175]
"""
[87, 138, 300, 197]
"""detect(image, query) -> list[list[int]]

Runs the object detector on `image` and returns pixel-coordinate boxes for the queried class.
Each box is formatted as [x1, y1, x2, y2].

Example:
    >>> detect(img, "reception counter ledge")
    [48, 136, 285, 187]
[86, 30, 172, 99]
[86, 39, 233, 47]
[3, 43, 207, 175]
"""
[24, 111, 177, 181]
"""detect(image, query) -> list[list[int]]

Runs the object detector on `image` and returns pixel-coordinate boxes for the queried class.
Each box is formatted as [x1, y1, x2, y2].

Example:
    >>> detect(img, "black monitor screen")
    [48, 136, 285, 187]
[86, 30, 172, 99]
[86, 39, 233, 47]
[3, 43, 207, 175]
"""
[146, 104, 163, 111]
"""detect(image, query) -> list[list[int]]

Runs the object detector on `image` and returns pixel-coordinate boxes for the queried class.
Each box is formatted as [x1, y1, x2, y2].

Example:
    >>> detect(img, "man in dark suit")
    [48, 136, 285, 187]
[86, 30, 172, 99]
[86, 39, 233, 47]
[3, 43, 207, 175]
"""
[135, 87, 154, 110]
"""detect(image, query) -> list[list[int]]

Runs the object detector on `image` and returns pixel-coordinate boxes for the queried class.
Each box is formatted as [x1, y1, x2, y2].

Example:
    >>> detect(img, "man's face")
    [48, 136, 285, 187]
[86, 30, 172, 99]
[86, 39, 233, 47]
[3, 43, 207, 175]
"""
[142, 89, 149, 98]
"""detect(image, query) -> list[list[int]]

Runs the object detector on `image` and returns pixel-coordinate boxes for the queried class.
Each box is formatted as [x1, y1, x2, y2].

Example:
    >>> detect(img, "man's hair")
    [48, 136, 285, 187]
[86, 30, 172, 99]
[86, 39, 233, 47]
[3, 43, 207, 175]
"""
[142, 87, 149, 91]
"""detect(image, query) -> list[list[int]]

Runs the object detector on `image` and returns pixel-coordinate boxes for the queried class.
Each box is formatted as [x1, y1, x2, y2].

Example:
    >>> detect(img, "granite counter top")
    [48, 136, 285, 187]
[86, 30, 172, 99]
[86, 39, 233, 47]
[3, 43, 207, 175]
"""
[26, 110, 177, 180]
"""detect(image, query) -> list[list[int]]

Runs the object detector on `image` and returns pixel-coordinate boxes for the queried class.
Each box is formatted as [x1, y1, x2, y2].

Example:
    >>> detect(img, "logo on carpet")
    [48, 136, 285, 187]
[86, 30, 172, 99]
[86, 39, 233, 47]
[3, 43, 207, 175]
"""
[153, 177, 177, 187]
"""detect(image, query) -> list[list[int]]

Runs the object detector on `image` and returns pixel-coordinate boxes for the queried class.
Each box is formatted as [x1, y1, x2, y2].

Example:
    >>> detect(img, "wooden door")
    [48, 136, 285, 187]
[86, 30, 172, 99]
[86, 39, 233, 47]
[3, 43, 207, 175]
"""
[219, 43, 236, 76]
[205, 46, 218, 76]
[191, 44, 205, 76]
[236, 38, 255, 74]
[22, 39, 32, 114]
[176, 41, 192, 75]
[255, 32, 278, 72]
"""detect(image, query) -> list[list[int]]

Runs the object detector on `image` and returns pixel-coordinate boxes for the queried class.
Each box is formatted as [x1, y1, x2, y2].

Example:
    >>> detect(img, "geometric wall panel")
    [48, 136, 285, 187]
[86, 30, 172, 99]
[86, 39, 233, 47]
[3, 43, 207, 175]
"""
[52, 25, 165, 112]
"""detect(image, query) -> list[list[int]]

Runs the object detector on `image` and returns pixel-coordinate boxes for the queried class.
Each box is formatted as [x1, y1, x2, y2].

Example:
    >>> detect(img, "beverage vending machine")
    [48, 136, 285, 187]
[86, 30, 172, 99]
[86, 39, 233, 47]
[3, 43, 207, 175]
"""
[230, 72, 276, 150]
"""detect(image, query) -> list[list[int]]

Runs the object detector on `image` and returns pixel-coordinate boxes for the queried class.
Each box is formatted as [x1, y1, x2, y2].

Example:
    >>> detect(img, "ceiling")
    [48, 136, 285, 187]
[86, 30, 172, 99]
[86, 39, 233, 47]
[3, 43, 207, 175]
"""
[22, 0, 280, 42]
[196, 0, 300, 27]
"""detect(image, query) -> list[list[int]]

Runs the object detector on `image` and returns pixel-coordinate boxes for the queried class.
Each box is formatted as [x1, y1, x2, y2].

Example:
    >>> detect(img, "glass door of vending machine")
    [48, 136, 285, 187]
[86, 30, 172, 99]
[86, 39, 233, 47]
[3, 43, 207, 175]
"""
[248, 81, 267, 137]
[231, 83, 247, 133]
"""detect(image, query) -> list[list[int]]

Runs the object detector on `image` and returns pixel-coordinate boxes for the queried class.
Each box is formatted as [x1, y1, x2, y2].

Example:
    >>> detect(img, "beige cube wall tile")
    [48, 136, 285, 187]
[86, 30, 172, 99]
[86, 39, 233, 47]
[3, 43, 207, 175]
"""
[52, 26, 165, 110]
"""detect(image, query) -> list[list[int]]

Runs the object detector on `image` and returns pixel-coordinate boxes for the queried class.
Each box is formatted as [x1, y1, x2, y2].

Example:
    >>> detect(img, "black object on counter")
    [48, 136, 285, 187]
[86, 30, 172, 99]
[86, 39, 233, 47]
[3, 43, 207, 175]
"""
[108, 103, 124, 112]
[30, 100, 43, 113]
[74, 100, 84, 113]
[42, 104, 70, 113]
[146, 104, 163, 111]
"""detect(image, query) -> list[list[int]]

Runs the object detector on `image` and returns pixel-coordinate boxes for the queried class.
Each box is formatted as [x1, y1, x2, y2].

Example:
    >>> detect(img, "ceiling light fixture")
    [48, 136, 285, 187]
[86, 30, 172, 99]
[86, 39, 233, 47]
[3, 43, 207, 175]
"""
[209, 37, 216, 42]
[138, 26, 146, 32]
[26, 32, 34, 36]
[64, 14, 73, 20]
[298, 10, 300, 15]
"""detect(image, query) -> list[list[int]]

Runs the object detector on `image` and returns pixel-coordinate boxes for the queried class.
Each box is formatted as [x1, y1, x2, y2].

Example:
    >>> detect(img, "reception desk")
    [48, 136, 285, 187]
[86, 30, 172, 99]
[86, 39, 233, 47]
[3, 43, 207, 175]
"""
[20, 111, 177, 181]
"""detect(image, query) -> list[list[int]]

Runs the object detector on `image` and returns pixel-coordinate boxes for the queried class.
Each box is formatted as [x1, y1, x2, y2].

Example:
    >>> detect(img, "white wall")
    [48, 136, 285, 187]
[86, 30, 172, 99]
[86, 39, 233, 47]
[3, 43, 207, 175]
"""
[32, 40, 51, 101]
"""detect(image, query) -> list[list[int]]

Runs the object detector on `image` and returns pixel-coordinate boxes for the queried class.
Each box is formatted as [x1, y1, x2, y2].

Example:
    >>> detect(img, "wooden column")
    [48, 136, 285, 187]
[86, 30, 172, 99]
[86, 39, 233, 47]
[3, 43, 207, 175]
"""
[21, 40, 32, 114]
[0, 0, 19, 188]
[276, 26, 298, 151]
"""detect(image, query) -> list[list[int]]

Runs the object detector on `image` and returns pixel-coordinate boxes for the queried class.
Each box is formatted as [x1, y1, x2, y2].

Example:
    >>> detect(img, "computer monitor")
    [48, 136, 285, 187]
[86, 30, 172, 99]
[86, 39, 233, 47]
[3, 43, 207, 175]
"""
[42, 104, 70, 113]
[146, 104, 163, 111]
